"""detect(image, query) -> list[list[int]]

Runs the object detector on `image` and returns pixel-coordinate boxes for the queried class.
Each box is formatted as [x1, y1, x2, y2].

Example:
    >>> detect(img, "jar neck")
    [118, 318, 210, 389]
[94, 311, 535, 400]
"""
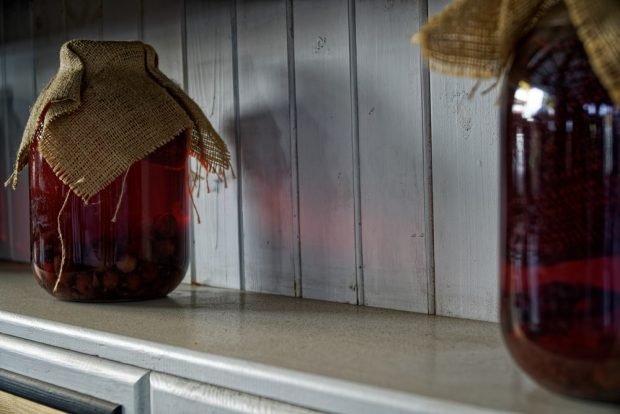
[62, 41, 149, 79]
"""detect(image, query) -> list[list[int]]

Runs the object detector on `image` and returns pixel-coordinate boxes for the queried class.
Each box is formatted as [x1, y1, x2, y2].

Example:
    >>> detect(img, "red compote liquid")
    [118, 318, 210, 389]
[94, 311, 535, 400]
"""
[29, 129, 190, 301]
[500, 4, 620, 402]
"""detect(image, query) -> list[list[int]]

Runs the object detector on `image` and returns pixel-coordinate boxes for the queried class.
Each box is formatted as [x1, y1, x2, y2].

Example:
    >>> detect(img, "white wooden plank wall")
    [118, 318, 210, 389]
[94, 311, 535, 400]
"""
[1, 0, 502, 322]
[429, 0, 500, 322]
[141, 0, 184, 86]
[65, 0, 101, 40]
[294, 0, 358, 304]
[186, 0, 240, 289]
[237, 1, 297, 295]
[102, 0, 140, 41]
[0, 0, 35, 262]
[356, 0, 429, 313]
[0, 0, 9, 260]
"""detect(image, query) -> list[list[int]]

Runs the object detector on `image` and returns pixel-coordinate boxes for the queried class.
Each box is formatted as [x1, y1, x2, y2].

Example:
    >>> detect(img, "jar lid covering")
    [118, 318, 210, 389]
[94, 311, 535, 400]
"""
[6, 40, 231, 200]
[414, 0, 620, 105]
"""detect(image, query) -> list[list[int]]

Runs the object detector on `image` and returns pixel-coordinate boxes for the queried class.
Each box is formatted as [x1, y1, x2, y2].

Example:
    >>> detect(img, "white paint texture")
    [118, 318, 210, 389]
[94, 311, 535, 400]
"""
[1, 0, 504, 320]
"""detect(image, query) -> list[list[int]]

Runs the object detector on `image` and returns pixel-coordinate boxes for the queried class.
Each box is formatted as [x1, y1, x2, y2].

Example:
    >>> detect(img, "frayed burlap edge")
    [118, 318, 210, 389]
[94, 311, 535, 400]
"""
[5, 40, 231, 201]
[565, 0, 620, 105]
[413, 0, 620, 106]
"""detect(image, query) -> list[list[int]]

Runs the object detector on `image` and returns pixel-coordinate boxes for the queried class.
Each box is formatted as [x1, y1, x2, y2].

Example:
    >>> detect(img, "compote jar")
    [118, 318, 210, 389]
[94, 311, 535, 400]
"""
[501, 3, 620, 401]
[30, 126, 189, 301]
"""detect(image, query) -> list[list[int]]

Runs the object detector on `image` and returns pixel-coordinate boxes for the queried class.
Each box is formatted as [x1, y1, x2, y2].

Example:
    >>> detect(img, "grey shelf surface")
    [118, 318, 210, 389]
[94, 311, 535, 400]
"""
[0, 262, 617, 414]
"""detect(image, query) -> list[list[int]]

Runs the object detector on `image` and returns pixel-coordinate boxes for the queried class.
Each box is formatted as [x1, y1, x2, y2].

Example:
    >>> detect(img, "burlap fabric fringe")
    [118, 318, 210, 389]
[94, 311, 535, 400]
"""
[5, 40, 231, 200]
[414, 0, 620, 106]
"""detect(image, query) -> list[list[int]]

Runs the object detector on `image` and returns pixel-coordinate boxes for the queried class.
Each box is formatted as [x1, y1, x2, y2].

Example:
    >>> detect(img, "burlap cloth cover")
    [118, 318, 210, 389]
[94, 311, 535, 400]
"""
[414, 0, 620, 106]
[5, 40, 231, 200]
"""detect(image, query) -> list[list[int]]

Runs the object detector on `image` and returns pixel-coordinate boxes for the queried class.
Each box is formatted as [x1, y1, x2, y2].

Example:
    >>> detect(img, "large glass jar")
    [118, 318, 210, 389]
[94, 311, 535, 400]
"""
[29, 124, 190, 301]
[501, 3, 620, 401]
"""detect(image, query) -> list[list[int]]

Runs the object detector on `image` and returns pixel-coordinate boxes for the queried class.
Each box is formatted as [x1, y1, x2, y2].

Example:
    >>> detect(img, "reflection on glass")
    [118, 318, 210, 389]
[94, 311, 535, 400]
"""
[30, 127, 190, 301]
[500, 4, 620, 402]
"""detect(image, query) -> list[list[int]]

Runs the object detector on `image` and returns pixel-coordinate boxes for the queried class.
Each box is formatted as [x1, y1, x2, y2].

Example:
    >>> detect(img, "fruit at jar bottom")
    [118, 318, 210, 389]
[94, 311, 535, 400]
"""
[33, 257, 183, 301]
[31, 209, 187, 300]
[502, 274, 620, 401]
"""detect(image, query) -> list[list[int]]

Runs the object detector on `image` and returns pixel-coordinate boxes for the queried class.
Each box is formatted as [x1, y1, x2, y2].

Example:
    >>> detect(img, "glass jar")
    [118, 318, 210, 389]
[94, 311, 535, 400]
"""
[501, 3, 620, 401]
[29, 123, 190, 301]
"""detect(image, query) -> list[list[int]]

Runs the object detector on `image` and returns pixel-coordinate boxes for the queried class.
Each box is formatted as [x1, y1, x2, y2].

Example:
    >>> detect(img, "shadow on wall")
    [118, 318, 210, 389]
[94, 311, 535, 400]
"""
[1, 87, 29, 261]
[229, 60, 361, 296]
[232, 104, 293, 289]
[293, 65, 357, 296]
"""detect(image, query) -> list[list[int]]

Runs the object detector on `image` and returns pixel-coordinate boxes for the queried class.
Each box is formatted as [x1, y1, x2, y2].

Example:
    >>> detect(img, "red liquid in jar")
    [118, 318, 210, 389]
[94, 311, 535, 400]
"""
[501, 5, 620, 401]
[29, 130, 190, 301]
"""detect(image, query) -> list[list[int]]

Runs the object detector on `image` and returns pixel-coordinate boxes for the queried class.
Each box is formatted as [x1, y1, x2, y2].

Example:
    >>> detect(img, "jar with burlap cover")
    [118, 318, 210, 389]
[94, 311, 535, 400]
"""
[5, 40, 230, 301]
[6, 39, 231, 200]
[414, 0, 620, 106]
[416, 0, 620, 403]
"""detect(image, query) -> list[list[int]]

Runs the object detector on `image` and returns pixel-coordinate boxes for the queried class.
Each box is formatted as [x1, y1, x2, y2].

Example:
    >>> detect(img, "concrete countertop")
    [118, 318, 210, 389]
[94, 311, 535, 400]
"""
[0, 262, 617, 414]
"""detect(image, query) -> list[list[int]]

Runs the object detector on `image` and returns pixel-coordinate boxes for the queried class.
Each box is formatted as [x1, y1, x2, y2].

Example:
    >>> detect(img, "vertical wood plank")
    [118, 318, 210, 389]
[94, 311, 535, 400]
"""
[65, 0, 102, 40]
[2, 0, 35, 262]
[186, 0, 240, 289]
[237, 0, 296, 295]
[102, 0, 141, 41]
[294, 0, 357, 303]
[32, 0, 65, 94]
[429, 0, 500, 322]
[0, 0, 9, 260]
[355, 0, 428, 312]
[141, 0, 184, 85]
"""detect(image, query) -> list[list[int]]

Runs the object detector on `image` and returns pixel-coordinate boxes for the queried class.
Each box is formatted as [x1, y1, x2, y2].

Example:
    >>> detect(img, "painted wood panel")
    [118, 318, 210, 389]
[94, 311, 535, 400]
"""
[429, 0, 500, 322]
[141, 0, 184, 86]
[65, 0, 102, 40]
[0, 0, 10, 261]
[4, 0, 505, 319]
[355, 0, 429, 312]
[186, 0, 240, 289]
[237, 0, 296, 295]
[0, 334, 149, 414]
[32, 0, 65, 93]
[0, 369, 123, 413]
[102, 0, 141, 41]
[2, 0, 34, 262]
[150, 373, 318, 414]
[294, 0, 357, 304]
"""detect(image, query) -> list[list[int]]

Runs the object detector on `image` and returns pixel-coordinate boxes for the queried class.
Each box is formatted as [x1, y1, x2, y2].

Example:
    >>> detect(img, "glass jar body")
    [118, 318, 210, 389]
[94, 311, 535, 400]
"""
[500, 5, 620, 401]
[29, 131, 190, 301]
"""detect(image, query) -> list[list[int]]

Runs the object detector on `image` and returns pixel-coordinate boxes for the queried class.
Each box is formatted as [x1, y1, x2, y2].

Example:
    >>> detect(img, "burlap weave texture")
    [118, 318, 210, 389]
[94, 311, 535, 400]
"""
[415, 0, 620, 105]
[6, 40, 230, 200]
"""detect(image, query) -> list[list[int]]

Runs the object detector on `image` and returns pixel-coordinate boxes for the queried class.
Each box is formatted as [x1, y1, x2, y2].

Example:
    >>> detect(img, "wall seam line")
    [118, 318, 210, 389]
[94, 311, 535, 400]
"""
[181, 0, 188, 92]
[180, 0, 197, 285]
[231, 0, 245, 291]
[286, 0, 302, 298]
[419, 0, 436, 315]
[348, 0, 364, 305]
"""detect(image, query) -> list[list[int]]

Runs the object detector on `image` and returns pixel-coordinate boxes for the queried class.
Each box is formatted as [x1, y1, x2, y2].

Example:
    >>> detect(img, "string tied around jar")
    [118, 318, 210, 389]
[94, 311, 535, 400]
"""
[53, 177, 85, 294]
